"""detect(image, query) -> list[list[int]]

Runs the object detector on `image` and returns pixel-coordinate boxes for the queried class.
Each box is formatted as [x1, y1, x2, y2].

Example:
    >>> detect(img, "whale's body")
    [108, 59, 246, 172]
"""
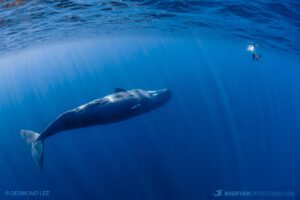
[20, 88, 171, 169]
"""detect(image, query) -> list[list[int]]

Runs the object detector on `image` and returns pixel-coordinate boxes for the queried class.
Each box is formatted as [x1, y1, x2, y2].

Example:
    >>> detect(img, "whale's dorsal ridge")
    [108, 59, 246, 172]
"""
[115, 88, 127, 93]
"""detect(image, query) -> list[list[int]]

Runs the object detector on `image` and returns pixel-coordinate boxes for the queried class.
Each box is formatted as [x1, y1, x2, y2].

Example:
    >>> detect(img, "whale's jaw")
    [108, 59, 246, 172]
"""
[149, 89, 171, 107]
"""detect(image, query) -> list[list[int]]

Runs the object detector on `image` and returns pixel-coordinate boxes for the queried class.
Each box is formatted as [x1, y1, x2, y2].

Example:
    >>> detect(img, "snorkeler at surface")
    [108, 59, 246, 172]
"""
[252, 52, 261, 60]
[247, 44, 261, 61]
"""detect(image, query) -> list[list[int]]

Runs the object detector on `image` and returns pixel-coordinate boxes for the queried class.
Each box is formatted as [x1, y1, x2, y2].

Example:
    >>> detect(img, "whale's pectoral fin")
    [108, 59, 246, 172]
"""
[131, 103, 141, 110]
[20, 130, 44, 170]
[115, 88, 127, 93]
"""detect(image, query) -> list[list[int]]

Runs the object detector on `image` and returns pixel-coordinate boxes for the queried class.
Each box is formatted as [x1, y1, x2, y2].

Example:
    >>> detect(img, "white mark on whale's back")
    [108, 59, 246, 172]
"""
[107, 95, 115, 102]
[77, 104, 87, 110]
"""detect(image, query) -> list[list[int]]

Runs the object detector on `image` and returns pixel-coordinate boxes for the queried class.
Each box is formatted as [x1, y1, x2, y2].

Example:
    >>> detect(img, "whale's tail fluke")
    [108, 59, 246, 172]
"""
[20, 130, 44, 170]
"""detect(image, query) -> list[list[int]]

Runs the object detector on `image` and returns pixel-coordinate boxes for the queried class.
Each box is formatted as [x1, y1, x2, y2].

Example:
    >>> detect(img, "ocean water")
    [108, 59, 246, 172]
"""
[0, 1, 300, 200]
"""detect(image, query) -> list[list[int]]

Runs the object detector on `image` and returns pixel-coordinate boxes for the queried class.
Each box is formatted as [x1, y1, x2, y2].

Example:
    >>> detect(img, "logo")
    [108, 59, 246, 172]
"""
[212, 189, 223, 197]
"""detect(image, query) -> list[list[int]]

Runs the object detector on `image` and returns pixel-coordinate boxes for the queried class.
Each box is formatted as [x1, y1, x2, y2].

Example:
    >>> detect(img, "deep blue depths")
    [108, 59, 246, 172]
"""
[0, 37, 299, 199]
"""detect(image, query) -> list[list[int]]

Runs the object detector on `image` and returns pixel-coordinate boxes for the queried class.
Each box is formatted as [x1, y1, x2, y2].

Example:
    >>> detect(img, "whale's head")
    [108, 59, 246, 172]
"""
[135, 89, 171, 110]
[127, 88, 171, 111]
[146, 88, 171, 107]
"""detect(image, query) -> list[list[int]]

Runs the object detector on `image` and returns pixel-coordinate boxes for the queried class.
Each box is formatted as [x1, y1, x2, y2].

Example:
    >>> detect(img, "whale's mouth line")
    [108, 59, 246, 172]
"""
[150, 89, 171, 104]
[154, 89, 168, 95]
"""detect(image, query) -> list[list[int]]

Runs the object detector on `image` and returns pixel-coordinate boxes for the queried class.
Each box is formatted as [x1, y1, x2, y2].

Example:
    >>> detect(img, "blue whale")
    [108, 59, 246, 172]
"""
[20, 88, 171, 169]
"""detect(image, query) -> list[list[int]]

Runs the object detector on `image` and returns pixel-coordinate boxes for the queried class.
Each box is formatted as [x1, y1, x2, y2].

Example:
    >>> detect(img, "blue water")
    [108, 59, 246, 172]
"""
[1, 0, 300, 55]
[0, 1, 300, 200]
